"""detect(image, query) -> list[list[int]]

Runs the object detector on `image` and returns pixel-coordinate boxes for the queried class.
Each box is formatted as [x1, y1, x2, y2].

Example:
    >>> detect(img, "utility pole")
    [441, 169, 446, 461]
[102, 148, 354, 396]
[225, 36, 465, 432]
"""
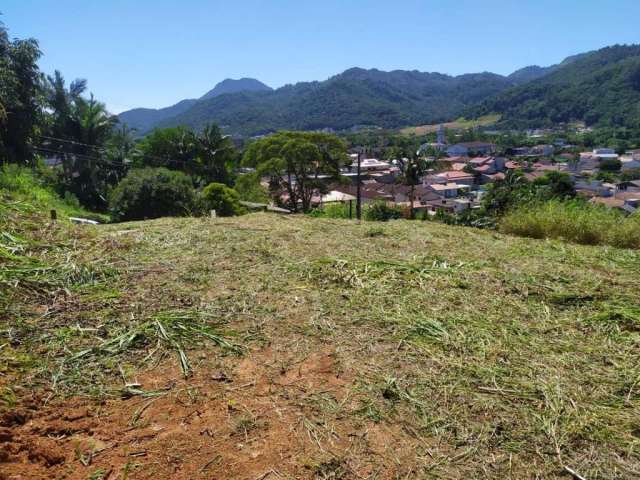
[356, 149, 362, 221]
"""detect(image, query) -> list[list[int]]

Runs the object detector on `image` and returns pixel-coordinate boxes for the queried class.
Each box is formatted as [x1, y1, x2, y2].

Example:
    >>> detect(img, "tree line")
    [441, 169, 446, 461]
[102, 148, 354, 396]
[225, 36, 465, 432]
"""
[0, 19, 356, 219]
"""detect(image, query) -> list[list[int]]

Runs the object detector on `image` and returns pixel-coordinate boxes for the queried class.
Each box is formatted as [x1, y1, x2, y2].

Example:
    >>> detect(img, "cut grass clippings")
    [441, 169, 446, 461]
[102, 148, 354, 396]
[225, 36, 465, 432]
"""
[2, 207, 640, 478]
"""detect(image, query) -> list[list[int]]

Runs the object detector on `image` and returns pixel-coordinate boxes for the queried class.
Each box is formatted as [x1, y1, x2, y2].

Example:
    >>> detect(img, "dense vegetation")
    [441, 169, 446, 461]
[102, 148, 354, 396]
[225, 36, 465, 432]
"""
[119, 46, 640, 137]
[123, 68, 516, 136]
[472, 45, 640, 129]
[242, 131, 347, 212]
[108, 167, 197, 222]
[0, 19, 249, 217]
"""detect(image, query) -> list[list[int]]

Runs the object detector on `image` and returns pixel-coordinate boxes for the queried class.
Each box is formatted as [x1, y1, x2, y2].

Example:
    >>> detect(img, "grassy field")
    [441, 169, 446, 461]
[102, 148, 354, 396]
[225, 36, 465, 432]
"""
[400, 114, 502, 136]
[2, 208, 640, 479]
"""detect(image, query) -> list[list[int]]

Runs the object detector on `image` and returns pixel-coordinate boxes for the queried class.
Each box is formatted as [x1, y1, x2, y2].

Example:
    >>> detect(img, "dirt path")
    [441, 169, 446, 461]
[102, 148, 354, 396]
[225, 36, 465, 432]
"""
[2, 342, 420, 480]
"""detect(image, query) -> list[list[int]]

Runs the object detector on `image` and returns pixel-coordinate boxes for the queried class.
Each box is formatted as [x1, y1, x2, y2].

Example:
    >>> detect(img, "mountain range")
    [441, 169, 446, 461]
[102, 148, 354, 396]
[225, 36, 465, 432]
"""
[118, 44, 640, 136]
[470, 45, 640, 129]
[118, 78, 272, 134]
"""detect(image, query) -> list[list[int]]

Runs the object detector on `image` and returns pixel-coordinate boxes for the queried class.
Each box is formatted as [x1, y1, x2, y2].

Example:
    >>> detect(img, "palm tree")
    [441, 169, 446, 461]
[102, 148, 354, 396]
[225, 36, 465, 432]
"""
[44, 71, 88, 180]
[44, 71, 117, 208]
[107, 123, 136, 182]
[70, 94, 117, 207]
[194, 123, 235, 185]
[404, 154, 428, 219]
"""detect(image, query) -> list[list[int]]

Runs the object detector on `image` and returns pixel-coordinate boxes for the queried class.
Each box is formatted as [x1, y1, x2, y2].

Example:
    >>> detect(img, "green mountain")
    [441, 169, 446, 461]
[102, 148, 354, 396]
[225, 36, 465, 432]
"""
[118, 78, 272, 133]
[147, 68, 514, 136]
[200, 77, 272, 100]
[472, 45, 640, 128]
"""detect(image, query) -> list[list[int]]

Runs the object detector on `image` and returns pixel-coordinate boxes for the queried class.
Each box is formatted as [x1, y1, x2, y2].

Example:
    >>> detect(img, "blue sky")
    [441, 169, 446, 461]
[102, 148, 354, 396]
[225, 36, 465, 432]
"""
[3, 0, 639, 113]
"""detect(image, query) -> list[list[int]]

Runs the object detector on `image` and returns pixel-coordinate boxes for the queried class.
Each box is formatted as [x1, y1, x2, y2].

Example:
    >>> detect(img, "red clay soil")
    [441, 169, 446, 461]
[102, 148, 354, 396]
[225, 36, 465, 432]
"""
[1, 346, 421, 480]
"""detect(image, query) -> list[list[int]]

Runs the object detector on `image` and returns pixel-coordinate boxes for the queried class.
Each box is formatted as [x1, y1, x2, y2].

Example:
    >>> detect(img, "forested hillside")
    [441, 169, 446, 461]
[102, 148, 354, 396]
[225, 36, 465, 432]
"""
[148, 68, 514, 135]
[118, 78, 272, 133]
[472, 45, 640, 128]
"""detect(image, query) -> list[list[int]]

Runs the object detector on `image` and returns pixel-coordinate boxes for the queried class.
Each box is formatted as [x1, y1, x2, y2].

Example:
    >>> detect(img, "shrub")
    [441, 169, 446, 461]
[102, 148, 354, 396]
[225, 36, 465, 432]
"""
[500, 200, 640, 249]
[199, 182, 245, 217]
[235, 173, 269, 203]
[365, 202, 403, 222]
[308, 202, 353, 219]
[109, 167, 196, 222]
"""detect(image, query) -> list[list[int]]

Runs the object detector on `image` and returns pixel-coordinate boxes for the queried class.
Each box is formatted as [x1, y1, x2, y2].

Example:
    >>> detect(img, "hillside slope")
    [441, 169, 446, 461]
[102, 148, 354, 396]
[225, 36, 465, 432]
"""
[2, 213, 639, 479]
[116, 98, 199, 134]
[473, 44, 640, 128]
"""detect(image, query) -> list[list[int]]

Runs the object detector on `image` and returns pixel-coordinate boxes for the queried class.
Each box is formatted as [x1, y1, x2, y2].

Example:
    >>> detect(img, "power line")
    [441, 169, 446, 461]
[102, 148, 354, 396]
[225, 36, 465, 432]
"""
[39, 135, 107, 152]
[33, 146, 125, 167]
[35, 144, 204, 170]
[36, 135, 233, 170]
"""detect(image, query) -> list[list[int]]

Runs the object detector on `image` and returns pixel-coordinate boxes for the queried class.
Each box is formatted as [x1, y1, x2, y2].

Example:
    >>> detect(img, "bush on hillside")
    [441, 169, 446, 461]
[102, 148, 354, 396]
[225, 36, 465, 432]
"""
[365, 202, 403, 222]
[308, 202, 353, 219]
[199, 182, 245, 217]
[500, 200, 640, 249]
[109, 167, 196, 222]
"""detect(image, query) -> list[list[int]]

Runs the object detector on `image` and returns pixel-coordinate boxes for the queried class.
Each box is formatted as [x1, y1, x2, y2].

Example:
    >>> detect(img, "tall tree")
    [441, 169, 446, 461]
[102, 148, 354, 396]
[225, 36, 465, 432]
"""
[44, 70, 88, 180]
[242, 131, 347, 212]
[136, 126, 195, 170]
[136, 124, 236, 186]
[0, 20, 42, 164]
[44, 72, 117, 208]
[403, 154, 428, 219]
[192, 124, 236, 185]
[106, 123, 137, 183]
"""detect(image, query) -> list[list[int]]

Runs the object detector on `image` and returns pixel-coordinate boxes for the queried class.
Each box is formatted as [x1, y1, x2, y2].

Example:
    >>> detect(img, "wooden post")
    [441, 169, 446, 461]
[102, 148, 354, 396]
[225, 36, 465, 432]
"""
[50, 209, 57, 223]
[349, 200, 353, 219]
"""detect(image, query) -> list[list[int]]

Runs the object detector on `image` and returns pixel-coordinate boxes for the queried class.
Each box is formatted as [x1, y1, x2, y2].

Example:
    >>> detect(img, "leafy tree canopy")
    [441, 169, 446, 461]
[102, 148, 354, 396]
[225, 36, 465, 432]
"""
[242, 131, 347, 212]
[200, 182, 245, 217]
[109, 167, 196, 222]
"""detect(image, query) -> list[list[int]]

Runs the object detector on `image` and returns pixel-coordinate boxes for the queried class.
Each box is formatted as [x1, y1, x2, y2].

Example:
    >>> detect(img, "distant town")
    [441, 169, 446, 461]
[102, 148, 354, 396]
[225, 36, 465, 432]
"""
[257, 125, 640, 217]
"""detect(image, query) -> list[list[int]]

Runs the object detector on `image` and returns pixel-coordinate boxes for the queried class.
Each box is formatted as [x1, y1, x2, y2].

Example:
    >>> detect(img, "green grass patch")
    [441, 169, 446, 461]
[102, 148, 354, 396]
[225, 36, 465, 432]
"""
[500, 199, 640, 249]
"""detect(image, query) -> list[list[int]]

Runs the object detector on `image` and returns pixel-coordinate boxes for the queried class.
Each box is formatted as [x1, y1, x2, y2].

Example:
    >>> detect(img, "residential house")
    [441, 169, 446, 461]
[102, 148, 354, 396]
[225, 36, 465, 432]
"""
[620, 154, 640, 171]
[617, 179, 640, 192]
[349, 157, 392, 172]
[591, 148, 619, 160]
[428, 182, 469, 198]
[446, 142, 496, 157]
[511, 147, 531, 157]
[575, 180, 616, 198]
[481, 172, 506, 183]
[424, 198, 471, 215]
[531, 144, 555, 157]
[590, 192, 639, 215]
[433, 170, 475, 187]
